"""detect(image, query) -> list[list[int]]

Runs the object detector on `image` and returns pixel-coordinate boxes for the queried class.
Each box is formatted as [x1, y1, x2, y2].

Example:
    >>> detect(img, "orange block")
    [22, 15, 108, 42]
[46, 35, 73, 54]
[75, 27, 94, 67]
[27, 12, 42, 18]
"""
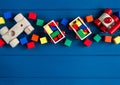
[86, 15, 94, 22]
[104, 36, 112, 43]
[31, 34, 39, 42]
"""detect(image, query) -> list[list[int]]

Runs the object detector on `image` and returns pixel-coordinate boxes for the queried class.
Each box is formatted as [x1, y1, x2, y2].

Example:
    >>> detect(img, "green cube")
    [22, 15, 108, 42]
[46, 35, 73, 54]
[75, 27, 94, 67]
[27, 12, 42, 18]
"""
[77, 29, 86, 38]
[50, 30, 60, 38]
[93, 34, 102, 42]
[64, 39, 72, 47]
[36, 19, 44, 26]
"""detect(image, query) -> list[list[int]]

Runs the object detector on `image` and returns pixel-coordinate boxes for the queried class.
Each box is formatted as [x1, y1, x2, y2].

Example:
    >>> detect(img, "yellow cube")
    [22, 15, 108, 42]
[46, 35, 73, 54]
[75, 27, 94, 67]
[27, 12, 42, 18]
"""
[0, 17, 5, 24]
[113, 36, 120, 44]
[44, 25, 53, 34]
[76, 19, 82, 27]
[40, 37, 48, 44]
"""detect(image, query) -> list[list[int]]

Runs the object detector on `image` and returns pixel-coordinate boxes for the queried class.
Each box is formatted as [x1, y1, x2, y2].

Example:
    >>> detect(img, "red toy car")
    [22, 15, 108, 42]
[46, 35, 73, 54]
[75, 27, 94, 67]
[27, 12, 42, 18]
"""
[94, 8, 120, 34]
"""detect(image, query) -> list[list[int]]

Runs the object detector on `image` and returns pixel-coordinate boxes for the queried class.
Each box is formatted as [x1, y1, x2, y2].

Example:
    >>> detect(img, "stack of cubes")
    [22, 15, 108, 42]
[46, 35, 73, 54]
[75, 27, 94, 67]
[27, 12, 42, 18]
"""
[44, 20, 65, 44]
[69, 17, 92, 40]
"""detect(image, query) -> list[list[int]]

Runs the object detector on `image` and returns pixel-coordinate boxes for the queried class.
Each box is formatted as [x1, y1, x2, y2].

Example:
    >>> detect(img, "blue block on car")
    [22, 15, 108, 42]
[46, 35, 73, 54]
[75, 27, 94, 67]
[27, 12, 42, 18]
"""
[50, 26, 58, 31]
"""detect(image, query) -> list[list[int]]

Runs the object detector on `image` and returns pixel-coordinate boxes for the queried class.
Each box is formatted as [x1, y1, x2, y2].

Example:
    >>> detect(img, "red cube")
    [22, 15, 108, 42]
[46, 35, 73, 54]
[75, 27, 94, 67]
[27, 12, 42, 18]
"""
[83, 39, 92, 47]
[27, 42, 35, 49]
[28, 12, 37, 20]
[0, 39, 5, 47]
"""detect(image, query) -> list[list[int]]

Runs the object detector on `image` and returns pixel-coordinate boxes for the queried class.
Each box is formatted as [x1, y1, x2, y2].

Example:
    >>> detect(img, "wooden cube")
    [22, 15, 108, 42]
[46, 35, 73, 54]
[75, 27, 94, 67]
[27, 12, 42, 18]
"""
[104, 36, 112, 43]
[31, 34, 39, 42]
[86, 15, 94, 22]
[40, 37, 48, 44]
[113, 36, 120, 44]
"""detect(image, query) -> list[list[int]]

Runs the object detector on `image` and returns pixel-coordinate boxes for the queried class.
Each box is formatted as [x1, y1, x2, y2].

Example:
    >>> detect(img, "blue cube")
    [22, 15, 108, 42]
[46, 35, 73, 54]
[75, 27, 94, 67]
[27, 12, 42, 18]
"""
[20, 37, 28, 45]
[50, 26, 57, 31]
[4, 11, 12, 19]
[61, 18, 69, 26]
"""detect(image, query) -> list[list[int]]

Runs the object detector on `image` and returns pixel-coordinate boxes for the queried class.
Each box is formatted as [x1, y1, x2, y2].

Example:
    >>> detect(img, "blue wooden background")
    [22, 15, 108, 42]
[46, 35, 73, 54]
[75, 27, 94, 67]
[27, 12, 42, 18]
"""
[0, 0, 120, 85]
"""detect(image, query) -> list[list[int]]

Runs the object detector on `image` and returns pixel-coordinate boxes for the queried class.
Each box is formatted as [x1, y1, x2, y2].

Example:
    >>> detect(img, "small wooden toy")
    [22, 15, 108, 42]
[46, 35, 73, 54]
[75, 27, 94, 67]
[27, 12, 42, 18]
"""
[43, 20, 65, 44]
[69, 17, 92, 40]
[94, 8, 120, 34]
[0, 13, 34, 48]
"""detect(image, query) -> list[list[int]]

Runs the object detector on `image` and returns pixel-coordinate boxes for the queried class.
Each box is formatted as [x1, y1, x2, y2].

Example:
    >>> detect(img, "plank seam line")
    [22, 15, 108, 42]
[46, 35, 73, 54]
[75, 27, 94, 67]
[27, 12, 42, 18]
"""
[0, 76, 120, 79]
[0, 54, 120, 56]
[0, 8, 120, 11]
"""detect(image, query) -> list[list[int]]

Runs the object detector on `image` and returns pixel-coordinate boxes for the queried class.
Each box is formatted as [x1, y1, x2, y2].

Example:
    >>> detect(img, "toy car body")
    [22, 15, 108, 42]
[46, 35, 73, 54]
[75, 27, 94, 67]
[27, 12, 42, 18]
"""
[69, 17, 92, 40]
[0, 13, 34, 48]
[43, 20, 65, 44]
[94, 8, 120, 34]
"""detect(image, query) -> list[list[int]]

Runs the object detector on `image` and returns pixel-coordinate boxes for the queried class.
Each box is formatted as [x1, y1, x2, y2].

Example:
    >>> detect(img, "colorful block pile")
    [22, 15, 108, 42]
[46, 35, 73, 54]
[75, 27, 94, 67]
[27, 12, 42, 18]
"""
[43, 20, 65, 44]
[69, 17, 92, 40]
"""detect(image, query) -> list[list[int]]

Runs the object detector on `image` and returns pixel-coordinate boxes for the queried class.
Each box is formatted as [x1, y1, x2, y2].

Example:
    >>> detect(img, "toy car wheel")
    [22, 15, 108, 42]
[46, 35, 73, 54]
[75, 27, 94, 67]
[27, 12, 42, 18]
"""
[24, 25, 34, 35]
[9, 38, 19, 48]
[14, 13, 24, 22]
[104, 8, 112, 15]
[50, 39, 54, 43]
[68, 26, 73, 30]
[62, 30, 66, 36]
[112, 15, 119, 22]
[76, 35, 80, 40]
[94, 19, 101, 26]
[100, 26, 107, 32]
[0, 26, 9, 35]
[44, 30, 47, 33]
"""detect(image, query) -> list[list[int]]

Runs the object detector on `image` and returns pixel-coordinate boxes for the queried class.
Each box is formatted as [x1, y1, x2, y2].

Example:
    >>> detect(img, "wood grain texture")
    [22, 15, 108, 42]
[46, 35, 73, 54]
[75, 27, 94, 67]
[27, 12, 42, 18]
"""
[0, 0, 120, 85]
